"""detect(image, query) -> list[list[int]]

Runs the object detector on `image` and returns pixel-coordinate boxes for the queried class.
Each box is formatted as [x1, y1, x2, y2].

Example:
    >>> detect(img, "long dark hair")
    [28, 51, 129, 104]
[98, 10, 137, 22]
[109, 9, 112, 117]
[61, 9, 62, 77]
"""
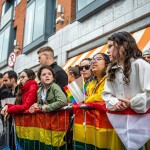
[15, 69, 36, 104]
[107, 31, 142, 84]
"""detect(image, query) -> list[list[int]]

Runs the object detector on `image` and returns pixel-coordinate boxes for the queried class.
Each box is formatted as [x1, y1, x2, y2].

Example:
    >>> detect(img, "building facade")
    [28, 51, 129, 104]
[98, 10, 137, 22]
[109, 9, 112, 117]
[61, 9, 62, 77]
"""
[0, 0, 150, 73]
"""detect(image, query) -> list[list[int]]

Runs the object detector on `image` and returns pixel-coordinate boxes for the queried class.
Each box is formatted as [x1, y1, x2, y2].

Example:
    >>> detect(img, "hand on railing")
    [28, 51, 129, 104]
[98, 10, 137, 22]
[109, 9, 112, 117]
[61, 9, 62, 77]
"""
[28, 103, 40, 113]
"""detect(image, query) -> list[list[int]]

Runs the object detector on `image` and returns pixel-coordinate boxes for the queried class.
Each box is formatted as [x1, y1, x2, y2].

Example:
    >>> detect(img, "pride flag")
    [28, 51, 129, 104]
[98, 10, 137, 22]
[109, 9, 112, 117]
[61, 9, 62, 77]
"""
[64, 86, 77, 105]
[64, 76, 87, 105]
[72, 102, 122, 150]
[14, 111, 70, 150]
[85, 102, 150, 150]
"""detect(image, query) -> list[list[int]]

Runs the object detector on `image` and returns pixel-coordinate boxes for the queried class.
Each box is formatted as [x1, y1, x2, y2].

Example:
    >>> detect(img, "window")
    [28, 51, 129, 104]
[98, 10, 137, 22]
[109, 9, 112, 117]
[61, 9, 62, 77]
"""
[23, 0, 56, 53]
[77, 0, 94, 11]
[1, 1, 11, 17]
[33, 0, 45, 41]
[0, 26, 10, 63]
[23, 2, 35, 47]
[14, 0, 21, 8]
[23, 0, 46, 47]
[76, 0, 117, 21]
[1, 3, 6, 17]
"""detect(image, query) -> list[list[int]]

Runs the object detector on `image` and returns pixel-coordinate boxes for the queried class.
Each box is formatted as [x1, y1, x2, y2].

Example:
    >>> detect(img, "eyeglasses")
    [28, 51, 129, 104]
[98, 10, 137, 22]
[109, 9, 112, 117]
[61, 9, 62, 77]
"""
[79, 65, 90, 71]
[91, 57, 103, 64]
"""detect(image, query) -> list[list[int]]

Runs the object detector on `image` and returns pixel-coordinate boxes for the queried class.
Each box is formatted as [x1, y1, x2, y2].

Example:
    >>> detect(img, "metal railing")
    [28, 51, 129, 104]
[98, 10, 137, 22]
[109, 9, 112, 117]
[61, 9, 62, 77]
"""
[1, 104, 150, 150]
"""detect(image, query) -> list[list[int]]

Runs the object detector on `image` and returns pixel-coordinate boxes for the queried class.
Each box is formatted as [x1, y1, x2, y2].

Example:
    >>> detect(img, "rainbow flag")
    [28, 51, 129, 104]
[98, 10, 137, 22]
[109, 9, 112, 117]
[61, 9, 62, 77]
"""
[73, 102, 122, 150]
[64, 86, 77, 105]
[82, 75, 87, 98]
[64, 76, 87, 105]
[85, 102, 150, 150]
[14, 111, 70, 150]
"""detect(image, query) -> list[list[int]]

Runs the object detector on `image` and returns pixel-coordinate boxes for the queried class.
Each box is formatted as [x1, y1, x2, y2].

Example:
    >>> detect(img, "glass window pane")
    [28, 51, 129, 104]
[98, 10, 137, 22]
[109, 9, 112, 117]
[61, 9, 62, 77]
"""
[1, 26, 10, 62]
[17, 0, 21, 5]
[78, 0, 94, 11]
[0, 33, 4, 62]
[33, 0, 45, 41]
[0, 26, 10, 63]
[23, 2, 35, 47]
[1, 3, 6, 17]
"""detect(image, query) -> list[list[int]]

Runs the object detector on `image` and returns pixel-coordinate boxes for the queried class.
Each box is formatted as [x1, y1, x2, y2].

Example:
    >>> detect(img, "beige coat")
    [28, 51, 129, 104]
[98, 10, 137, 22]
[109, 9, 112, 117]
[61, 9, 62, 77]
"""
[102, 58, 150, 113]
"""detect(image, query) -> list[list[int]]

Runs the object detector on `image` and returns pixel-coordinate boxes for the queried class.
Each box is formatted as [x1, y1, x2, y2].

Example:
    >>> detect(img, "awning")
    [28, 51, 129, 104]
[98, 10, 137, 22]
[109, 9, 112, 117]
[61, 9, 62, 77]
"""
[63, 26, 150, 70]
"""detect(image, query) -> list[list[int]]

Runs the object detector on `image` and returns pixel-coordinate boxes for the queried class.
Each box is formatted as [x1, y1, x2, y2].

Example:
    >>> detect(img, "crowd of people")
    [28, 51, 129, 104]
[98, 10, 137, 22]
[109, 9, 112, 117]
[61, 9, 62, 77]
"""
[0, 31, 150, 150]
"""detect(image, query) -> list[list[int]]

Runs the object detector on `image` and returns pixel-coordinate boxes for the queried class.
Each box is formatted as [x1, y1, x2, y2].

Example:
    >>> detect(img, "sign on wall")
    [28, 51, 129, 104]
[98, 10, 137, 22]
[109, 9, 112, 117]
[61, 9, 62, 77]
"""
[8, 52, 16, 68]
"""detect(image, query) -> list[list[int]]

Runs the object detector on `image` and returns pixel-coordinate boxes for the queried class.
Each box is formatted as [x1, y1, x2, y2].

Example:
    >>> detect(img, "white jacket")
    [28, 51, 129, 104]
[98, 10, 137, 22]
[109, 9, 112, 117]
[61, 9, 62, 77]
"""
[102, 58, 150, 113]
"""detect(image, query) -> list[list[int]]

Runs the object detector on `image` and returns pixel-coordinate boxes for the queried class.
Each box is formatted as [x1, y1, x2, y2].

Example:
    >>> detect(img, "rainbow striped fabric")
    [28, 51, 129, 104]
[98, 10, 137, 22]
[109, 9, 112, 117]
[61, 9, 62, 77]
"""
[64, 76, 87, 105]
[73, 102, 122, 150]
[14, 111, 70, 150]
[64, 86, 77, 105]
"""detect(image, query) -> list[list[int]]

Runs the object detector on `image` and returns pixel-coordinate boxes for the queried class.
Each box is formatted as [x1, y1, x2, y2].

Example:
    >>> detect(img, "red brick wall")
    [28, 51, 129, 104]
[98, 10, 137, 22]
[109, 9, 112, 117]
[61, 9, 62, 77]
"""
[13, 0, 27, 54]
[56, 0, 76, 31]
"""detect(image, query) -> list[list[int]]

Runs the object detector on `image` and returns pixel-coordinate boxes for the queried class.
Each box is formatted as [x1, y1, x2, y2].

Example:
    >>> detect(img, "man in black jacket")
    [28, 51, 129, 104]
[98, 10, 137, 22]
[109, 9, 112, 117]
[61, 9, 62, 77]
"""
[0, 73, 12, 107]
[0, 71, 18, 150]
[37, 46, 68, 94]
[3, 71, 18, 97]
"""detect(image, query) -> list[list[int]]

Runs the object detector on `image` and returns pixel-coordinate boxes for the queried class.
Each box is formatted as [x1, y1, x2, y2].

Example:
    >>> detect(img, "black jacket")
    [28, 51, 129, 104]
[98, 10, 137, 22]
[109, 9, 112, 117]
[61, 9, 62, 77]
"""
[0, 85, 12, 101]
[0, 85, 18, 108]
[50, 62, 68, 95]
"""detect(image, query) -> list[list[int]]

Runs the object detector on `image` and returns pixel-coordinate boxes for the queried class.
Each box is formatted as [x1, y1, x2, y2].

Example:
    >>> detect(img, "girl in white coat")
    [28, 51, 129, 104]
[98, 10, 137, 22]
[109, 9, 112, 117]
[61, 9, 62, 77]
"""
[102, 32, 150, 113]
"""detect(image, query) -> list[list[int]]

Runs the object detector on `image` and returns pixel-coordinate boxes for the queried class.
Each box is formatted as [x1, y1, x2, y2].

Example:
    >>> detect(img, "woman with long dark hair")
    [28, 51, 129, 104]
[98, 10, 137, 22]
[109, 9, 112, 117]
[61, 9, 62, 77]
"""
[85, 53, 110, 102]
[102, 31, 150, 113]
[1, 69, 38, 116]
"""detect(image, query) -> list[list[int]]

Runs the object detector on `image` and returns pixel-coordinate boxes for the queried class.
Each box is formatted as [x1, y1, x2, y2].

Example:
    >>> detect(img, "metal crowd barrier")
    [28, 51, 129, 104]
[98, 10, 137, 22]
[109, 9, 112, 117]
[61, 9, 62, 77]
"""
[1, 105, 150, 150]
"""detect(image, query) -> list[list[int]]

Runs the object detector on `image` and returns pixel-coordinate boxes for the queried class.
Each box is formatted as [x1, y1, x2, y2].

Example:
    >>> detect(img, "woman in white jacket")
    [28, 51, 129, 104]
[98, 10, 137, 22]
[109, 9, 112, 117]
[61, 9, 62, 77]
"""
[102, 31, 150, 113]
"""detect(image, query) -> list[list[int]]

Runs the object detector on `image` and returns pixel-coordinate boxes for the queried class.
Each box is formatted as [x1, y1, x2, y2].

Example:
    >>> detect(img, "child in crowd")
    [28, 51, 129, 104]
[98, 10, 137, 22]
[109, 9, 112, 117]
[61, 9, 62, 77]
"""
[102, 32, 150, 113]
[1, 69, 38, 117]
[29, 65, 67, 112]
[86, 53, 110, 102]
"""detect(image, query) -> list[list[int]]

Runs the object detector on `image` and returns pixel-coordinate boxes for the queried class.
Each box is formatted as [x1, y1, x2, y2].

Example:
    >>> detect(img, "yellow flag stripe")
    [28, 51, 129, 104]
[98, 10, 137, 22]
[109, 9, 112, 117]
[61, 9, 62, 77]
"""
[16, 126, 66, 147]
[73, 123, 122, 150]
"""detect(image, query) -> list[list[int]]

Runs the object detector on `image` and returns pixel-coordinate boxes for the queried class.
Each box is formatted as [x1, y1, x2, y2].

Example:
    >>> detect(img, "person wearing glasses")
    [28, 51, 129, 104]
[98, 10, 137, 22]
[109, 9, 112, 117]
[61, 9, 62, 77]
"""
[85, 53, 110, 102]
[1, 69, 38, 116]
[79, 58, 93, 86]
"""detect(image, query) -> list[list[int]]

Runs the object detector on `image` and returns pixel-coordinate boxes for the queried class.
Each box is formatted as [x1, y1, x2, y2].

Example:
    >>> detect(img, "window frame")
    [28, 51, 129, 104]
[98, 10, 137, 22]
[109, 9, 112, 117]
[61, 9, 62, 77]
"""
[23, 0, 56, 54]
[77, 0, 95, 11]
[76, 0, 118, 21]
[1, 2, 6, 17]
[0, 22, 15, 68]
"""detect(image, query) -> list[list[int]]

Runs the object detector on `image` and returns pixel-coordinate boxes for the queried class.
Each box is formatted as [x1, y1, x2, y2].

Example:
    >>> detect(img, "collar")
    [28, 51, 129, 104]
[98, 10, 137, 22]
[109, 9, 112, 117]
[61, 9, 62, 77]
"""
[50, 62, 57, 68]
[39, 82, 54, 93]
[110, 58, 135, 70]
[98, 75, 106, 84]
